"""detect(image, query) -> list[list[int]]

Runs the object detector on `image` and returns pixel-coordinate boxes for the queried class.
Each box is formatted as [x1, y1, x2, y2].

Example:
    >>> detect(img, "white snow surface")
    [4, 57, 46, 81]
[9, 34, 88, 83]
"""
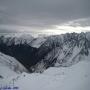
[1, 60, 90, 90]
[30, 37, 47, 48]
[0, 52, 28, 80]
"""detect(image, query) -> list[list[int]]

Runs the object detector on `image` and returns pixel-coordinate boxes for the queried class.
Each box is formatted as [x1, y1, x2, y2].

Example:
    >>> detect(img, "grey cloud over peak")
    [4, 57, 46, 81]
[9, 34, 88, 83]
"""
[0, 0, 90, 33]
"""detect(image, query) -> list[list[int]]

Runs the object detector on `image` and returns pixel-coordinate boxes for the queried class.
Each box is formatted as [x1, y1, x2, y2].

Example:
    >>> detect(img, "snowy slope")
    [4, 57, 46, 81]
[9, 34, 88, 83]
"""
[30, 37, 47, 48]
[0, 52, 28, 80]
[3, 60, 90, 90]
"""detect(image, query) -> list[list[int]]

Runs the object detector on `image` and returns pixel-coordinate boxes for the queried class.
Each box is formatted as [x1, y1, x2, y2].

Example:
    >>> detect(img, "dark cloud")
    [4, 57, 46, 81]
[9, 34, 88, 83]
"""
[0, 0, 90, 32]
[0, 29, 18, 33]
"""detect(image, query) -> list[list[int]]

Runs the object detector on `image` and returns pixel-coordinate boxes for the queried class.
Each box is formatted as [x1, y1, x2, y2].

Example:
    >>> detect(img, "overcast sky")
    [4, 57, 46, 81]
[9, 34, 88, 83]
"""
[0, 0, 90, 34]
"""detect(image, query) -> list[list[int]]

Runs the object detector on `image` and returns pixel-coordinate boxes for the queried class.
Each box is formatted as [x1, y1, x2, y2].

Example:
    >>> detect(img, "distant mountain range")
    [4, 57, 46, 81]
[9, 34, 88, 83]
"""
[0, 32, 90, 73]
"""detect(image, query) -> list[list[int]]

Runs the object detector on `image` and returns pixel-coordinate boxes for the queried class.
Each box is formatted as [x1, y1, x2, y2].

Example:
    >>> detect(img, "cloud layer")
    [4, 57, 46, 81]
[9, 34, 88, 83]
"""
[0, 0, 90, 33]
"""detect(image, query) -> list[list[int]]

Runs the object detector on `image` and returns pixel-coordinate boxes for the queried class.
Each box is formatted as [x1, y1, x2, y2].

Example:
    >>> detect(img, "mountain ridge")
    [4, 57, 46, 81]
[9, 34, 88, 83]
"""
[0, 32, 90, 72]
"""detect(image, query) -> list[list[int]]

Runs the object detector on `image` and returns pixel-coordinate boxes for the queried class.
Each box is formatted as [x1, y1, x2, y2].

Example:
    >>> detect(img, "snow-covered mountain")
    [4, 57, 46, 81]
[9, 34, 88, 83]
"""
[0, 52, 28, 79]
[31, 32, 90, 72]
[0, 33, 34, 46]
[0, 32, 90, 73]
[0, 33, 47, 70]
[0, 33, 47, 48]
[0, 32, 90, 90]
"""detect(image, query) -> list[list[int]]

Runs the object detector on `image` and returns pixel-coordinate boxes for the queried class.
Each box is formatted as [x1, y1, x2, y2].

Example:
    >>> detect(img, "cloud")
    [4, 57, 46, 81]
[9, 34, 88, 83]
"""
[63, 18, 90, 27]
[0, 0, 90, 33]
[0, 18, 90, 35]
[42, 18, 90, 34]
